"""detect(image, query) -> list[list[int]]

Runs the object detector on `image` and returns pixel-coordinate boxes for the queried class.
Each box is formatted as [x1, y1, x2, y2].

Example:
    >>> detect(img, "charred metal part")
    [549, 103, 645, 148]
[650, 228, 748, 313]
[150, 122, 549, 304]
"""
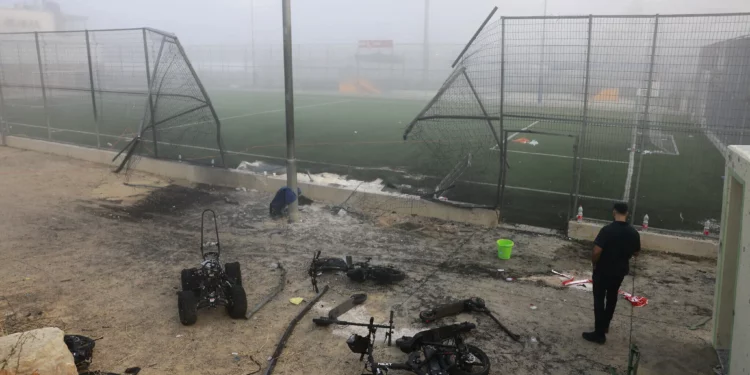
[328, 293, 367, 319]
[313, 310, 395, 346]
[420, 297, 521, 342]
[309, 251, 405, 292]
[483, 309, 522, 342]
[345, 319, 491, 375]
[419, 297, 486, 323]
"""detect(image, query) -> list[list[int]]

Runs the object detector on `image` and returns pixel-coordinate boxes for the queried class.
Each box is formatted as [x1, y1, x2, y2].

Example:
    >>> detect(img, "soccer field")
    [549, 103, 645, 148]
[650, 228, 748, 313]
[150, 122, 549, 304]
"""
[2, 89, 725, 231]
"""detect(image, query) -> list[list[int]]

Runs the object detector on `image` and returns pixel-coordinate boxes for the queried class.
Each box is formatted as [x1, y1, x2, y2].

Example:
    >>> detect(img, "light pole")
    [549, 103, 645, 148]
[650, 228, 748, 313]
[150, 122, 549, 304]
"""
[423, 0, 430, 87]
[282, 0, 298, 222]
[537, 0, 547, 104]
[250, 0, 257, 86]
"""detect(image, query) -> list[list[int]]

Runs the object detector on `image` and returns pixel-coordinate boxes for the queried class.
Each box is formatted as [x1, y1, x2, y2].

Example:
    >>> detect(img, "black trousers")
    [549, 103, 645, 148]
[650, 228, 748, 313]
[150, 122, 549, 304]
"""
[592, 271, 625, 336]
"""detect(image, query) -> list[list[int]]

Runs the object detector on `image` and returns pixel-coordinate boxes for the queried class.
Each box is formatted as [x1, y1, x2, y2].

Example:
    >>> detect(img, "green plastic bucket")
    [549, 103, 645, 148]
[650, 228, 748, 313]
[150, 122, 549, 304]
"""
[497, 239, 514, 260]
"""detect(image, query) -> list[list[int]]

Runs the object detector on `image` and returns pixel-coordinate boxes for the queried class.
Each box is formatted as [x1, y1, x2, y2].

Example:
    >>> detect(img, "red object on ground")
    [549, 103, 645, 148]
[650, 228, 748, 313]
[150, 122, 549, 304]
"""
[618, 290, 648, 307]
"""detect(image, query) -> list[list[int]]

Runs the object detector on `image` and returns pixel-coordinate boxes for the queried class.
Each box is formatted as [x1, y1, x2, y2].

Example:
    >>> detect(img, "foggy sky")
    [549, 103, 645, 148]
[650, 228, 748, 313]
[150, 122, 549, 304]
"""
[42, 0, 750, 45]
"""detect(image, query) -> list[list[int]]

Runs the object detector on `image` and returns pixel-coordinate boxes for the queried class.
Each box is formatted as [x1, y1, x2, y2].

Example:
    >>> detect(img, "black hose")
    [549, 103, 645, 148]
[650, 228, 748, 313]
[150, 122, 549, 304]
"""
[246, 263, 287, 320]
[264, 285, 329, 375]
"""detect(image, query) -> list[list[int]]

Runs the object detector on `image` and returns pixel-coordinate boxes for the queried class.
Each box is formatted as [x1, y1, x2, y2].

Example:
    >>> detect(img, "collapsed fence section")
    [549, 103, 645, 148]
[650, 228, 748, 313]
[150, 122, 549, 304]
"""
[0, 28, 225, 171]
[405, 12, 750, 232]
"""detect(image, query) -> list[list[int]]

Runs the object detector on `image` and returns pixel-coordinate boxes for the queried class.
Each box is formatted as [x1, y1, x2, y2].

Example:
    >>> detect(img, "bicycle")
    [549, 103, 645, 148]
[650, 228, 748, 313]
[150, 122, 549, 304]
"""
[309, 251, 406, 293]
[346, 319, 490, 375]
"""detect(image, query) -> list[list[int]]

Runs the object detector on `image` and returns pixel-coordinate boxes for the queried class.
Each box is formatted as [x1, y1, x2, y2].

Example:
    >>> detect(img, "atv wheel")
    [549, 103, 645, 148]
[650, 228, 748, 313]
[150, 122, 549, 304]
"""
[369, 266, 406, 284]
[227, 284, 248, 319]
[181, 268, 200, 291]
[224, 262, 242, 286]
[442, 344, 491, 375]
[177, 291, 198, 326]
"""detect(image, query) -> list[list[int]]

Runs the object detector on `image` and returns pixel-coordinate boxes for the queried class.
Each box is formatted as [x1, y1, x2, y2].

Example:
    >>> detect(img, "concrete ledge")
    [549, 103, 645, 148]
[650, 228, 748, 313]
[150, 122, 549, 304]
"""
[568, 220, 718, 258]
[4, 137, 499, 227]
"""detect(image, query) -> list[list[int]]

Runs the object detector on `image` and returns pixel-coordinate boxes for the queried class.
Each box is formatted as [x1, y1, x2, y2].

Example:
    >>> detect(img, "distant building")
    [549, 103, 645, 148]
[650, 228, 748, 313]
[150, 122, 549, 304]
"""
[0, 0, 86, 33]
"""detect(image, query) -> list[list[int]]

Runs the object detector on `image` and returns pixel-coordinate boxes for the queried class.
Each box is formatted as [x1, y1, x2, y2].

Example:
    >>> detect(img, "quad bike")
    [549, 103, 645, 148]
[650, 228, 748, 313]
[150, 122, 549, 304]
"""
[347, 319, 490, 375]
[177, 209, 247, 325]
[309, 251, 406, 293]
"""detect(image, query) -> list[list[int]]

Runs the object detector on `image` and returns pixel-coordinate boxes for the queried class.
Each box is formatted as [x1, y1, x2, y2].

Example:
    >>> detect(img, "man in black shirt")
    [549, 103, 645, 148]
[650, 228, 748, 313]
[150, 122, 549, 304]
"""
[582, 202, 641, 344]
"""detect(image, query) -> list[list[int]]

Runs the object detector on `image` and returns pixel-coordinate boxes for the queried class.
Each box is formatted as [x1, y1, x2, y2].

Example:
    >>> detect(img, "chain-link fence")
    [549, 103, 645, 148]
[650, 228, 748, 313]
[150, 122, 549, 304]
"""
[0, 28, 225, 170]
[406, 12, 750, 232]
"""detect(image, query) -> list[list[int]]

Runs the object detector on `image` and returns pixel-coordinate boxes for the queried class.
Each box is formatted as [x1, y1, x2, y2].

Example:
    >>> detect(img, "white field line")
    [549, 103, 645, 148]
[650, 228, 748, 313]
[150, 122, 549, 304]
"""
[669, 134, 680, 156]
[507, 150, 629, 164]
[466, 179, 616, 201]
[490, 120, 540, 151]
[622, 125, 638, 201]
[156, 99, 353, 133]
[507, 120, 540, 141]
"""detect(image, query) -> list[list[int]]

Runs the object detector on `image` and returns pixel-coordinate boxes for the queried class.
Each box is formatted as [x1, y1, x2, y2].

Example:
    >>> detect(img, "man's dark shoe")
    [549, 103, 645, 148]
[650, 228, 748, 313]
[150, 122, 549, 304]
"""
[582, 331, 606, 344]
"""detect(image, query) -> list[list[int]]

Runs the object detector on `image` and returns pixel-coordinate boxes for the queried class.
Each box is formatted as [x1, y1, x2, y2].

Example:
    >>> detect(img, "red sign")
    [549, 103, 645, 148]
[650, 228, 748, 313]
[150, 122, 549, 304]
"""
[358, 40, 394, 49]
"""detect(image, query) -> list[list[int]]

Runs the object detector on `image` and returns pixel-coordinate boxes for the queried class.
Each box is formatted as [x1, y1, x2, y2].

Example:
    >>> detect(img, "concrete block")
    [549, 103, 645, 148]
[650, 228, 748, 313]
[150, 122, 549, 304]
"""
[4, 137, 499, 227]
[568, 220, 718, 258]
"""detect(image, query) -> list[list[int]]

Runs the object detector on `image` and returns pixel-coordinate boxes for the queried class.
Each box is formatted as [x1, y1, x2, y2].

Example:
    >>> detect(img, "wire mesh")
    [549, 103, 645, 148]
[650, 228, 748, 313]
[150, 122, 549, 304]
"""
[405, 13, 750, 231]
[185, 43, 464, 93]
[0, 28, 225, 172]
[402, 18, 502, 210]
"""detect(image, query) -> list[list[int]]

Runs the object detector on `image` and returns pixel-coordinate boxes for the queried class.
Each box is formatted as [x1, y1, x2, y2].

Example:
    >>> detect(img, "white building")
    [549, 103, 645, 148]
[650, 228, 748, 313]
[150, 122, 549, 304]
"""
[713, 145, 750, 374]
[0, 1, 85, 33]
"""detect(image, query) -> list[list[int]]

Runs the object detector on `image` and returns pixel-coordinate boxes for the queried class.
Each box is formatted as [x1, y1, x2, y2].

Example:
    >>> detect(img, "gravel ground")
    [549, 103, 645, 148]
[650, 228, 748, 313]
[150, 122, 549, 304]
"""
[0, 146, 719, 375]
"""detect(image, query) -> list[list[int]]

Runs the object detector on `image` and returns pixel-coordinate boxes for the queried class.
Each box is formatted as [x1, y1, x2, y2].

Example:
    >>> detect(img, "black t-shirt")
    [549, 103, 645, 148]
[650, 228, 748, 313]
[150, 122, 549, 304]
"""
[594, 221, 641, 276]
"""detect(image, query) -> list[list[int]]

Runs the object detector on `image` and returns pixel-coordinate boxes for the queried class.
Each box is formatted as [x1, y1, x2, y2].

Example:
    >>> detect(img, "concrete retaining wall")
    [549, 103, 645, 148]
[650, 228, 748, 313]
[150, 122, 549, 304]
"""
[4, 136, 499, 227]
[568, 220, 719, 258]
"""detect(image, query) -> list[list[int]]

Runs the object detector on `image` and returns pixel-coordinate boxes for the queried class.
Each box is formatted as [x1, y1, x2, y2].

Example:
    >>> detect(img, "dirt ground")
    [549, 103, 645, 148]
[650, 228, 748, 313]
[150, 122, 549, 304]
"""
[0, 146, 720, 375]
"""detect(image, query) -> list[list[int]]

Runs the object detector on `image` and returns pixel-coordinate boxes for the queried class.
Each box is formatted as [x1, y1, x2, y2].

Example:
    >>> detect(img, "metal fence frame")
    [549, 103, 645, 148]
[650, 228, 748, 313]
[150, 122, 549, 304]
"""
[0, 27, 225, 166]
[405, 12, 750, 230]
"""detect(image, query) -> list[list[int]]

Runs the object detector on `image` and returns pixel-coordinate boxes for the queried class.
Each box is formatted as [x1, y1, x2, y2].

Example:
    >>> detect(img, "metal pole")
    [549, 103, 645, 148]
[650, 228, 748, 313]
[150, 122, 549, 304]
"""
[146, 37, 166, 117]
[463, 71, 503, 155]
[451, 7, 498, 68]
[403, 66, 465, 139]
[250, 0, 257, 87]
[34, 32, 51, 140]
[537, 0, 547, 104]
[567, 135, 581, 229]
[0, 43, 7, 146]
[630, 15, 659, 223]
[282, 0, 299, 222]
[0, 76, 6, 146]
[173, 37, 227, 167]
[243, 45, 249, 86]
[497, 17, 507, 208]
[571, 15, 593, 219]
[142, 28, 158, 157]
[422, 0, 430, 87]
[85, 30, 100, 148]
